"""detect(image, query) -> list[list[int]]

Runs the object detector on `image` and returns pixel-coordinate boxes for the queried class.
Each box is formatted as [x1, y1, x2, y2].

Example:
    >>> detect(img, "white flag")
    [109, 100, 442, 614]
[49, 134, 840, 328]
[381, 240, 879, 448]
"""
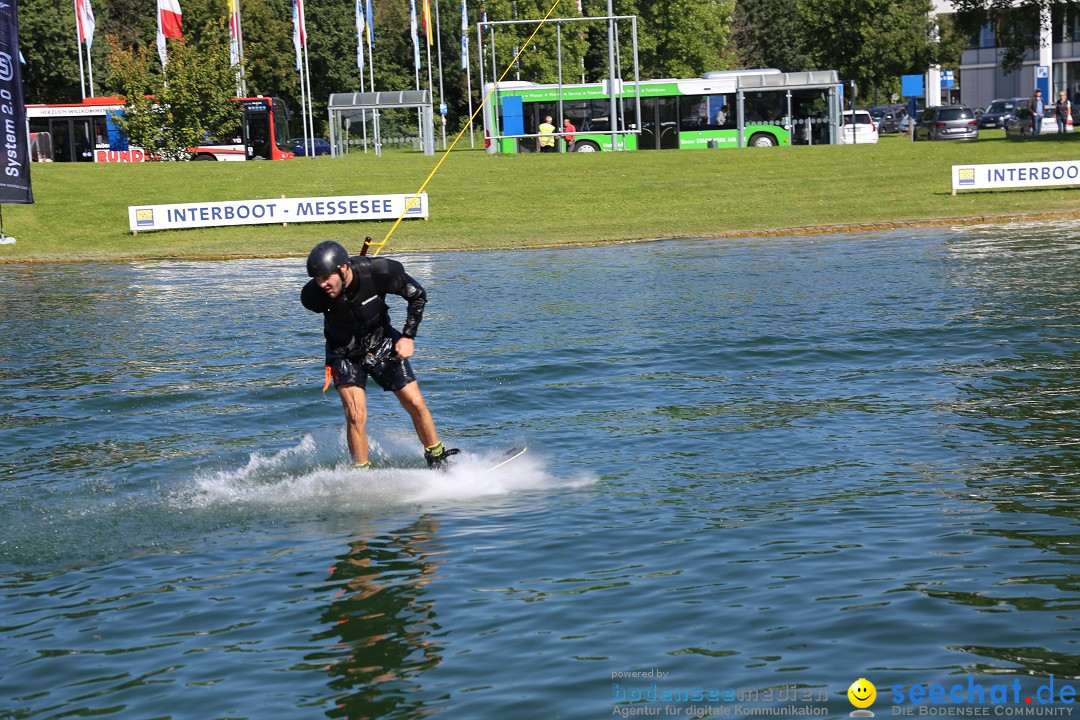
[356, 0, 365, 71]
[460, 0, 468, 70]
[292, 0, 305, 71]
[410, 0, 421, 70]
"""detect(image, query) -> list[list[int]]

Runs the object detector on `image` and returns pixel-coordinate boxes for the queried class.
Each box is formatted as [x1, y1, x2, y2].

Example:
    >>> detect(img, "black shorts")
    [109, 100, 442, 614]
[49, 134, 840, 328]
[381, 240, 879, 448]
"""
[328, 344, 416, 392]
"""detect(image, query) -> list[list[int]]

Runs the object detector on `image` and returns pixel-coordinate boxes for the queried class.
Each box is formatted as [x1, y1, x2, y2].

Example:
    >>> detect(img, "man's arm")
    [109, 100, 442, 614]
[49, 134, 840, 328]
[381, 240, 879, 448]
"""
[370, 257, 427, 338]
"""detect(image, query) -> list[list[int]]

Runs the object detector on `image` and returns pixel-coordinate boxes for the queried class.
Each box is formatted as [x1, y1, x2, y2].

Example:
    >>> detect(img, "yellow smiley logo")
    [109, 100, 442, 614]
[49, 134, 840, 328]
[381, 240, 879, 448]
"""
[848, 678, 877, 709]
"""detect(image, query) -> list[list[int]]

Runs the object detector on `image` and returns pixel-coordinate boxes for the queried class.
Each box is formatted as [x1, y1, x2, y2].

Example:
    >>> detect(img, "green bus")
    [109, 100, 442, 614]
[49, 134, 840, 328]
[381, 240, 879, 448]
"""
[482, 69, 843, 153]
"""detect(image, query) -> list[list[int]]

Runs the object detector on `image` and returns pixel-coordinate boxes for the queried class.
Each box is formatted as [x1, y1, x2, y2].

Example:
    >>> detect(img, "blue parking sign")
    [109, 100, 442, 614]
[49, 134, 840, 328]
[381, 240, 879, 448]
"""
[902, 74, 924, 98]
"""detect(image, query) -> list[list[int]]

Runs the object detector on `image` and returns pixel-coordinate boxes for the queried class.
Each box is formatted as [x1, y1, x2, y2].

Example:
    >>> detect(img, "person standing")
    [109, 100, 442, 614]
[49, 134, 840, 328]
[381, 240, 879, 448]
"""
[1029, 89, 1045, 136]
[1055, 91, 1072, 134]
[301, 241, 458, 470]
[538, 115, 556, 152]
[562, 118, 576, 152]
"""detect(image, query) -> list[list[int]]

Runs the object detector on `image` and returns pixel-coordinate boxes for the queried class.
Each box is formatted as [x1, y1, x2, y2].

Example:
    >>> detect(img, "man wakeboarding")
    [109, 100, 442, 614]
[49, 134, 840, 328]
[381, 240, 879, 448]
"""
[301, 240, 459, 470]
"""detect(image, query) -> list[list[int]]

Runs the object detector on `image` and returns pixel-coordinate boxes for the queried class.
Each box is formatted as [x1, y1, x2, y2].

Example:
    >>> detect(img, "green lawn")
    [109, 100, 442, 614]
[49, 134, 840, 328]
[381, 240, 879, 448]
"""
[3, 129, 1080, 263]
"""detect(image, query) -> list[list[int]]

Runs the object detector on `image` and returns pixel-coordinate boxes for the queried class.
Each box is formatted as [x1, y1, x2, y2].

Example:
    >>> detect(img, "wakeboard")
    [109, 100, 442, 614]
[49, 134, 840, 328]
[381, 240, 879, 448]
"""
[486, 446, 528, 472]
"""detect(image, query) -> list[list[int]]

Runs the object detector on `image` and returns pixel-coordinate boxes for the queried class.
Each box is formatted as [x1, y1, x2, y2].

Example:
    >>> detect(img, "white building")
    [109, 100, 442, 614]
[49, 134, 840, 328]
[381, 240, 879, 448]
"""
[934, 0, 1075, 109]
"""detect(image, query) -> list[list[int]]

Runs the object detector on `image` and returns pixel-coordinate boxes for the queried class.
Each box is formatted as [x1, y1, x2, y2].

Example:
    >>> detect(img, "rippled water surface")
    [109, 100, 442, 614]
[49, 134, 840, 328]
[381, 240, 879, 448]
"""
[1, 224, 1078, 719]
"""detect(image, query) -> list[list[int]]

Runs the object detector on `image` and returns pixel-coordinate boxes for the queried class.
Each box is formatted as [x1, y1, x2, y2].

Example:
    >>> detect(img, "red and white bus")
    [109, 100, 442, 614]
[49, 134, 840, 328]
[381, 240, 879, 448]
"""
[25, 95, 294, 162]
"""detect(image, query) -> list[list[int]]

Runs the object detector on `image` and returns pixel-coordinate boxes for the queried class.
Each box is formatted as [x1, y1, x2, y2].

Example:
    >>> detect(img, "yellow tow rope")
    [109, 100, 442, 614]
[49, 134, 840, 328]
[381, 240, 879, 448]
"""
[369, 0, 569, 257]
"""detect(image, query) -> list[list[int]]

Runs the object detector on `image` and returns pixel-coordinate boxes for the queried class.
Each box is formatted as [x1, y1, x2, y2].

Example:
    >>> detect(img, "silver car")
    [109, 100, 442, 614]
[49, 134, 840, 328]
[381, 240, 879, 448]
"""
[913, 105, 979, 141]
[1005, 106, 1070, 137]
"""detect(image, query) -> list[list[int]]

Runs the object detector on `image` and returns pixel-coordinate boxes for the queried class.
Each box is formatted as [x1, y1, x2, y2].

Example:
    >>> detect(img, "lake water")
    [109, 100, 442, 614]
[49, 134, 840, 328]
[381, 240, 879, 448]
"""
[1, 223, 1078, 719]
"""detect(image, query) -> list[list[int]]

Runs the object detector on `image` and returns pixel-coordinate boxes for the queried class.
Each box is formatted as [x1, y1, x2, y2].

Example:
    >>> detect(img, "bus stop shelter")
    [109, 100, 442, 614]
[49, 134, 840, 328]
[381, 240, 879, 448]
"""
[327, 90, 435, 157]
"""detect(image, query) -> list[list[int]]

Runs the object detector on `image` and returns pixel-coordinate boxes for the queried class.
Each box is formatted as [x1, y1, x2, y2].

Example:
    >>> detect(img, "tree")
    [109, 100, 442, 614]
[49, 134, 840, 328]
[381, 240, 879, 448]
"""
[19, 0, 83, 102]
[731, 0, 813, 71]
[795, 0, 939, 100]
[634, 0, 735, 78]
[106, 31, 240, 160]
[579, 0, 733, 80]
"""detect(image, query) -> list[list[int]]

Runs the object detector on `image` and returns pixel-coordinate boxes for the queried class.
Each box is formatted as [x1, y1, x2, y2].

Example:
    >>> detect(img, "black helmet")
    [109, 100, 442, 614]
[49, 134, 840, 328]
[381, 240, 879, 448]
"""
[306, 241, 350, 277]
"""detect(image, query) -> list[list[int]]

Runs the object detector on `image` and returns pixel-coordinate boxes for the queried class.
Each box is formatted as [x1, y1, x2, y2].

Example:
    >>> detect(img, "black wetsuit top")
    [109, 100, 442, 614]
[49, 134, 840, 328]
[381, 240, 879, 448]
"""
[301, 256, 427, 359]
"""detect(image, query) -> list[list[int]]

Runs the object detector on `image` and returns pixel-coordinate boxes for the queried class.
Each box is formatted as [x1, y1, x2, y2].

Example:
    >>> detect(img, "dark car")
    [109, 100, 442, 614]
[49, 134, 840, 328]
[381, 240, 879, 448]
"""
[868, 104, 908, 134]
[978, 97, 1026, 129]
[913, 105, 979, 141]
[288, 137, 332, 156]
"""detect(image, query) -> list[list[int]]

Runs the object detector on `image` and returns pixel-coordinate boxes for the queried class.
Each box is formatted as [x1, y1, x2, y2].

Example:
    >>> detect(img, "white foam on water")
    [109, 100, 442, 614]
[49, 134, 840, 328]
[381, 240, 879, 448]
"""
[177, 435, 597, 513]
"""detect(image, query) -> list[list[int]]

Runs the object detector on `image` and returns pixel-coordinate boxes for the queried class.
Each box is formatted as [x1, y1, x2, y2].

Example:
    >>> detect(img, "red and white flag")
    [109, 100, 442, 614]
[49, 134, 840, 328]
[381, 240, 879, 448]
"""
[157, 0, 183, 67]
[75, 0, 95, 48]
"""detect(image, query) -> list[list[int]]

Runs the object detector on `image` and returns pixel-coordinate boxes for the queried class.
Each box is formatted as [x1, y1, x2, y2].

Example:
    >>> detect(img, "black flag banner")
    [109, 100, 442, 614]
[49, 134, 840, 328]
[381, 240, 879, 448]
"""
[0, 0, 31, 204]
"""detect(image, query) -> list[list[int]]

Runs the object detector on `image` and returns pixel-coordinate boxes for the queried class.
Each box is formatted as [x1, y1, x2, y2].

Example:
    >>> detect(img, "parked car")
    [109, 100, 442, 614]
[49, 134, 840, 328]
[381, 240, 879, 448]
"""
[868, 104, 907, 134]
[288, 137, 332, 156]
[1005, 106, 1072, 137]
[838, 110, 879, 144]
[913, 105, 979, 141]
[978, 97, 1027, 129]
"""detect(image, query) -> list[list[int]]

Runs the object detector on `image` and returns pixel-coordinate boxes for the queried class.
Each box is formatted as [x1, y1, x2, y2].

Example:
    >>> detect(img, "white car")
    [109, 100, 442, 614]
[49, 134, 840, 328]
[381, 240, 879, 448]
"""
[838, 110, 879, 144]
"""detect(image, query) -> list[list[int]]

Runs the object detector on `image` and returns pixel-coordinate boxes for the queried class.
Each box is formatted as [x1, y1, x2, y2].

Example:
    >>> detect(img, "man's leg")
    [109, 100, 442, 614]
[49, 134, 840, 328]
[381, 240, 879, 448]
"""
[337, 384, 370, 465]
[393, 380, 439, 448]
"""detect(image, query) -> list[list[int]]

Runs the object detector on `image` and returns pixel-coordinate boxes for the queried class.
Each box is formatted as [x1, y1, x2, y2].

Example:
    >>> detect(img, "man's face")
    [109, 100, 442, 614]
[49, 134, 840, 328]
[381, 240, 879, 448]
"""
[315, 266, 347, 298]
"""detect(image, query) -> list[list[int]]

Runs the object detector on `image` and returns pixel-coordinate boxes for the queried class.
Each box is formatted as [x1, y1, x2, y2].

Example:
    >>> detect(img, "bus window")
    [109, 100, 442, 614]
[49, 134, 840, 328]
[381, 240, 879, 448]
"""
[680, 95, 711, 130]
[678, 95, 734, 131]
[51, 119, 73, 161]
[578, 99, 628, 132]
[74, 119, 94, 161]
[744, 91, 786, 125]
[245, 109, 271, 159]
[28, 118, 48, 139]
[91, 117, 110, 150]
[711, 95, 733, 128]
[272, 101, 290, 152]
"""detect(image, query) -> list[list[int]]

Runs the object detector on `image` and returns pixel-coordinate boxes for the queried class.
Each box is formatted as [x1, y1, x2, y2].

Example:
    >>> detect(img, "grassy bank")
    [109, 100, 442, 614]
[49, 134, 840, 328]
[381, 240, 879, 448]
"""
[3, 130, 1080, 262]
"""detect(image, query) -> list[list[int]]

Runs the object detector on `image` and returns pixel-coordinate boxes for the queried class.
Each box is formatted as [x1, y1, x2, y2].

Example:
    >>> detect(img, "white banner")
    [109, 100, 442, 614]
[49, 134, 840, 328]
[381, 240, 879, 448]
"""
[952, 160, 1080, 193]
[129, 193, 428, 232]
[97, 148, 150, 163]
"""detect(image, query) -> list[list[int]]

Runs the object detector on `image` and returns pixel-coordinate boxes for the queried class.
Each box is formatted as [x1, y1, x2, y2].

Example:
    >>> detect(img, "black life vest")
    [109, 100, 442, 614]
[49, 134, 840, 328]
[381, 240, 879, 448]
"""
[322, 258, 394, 356]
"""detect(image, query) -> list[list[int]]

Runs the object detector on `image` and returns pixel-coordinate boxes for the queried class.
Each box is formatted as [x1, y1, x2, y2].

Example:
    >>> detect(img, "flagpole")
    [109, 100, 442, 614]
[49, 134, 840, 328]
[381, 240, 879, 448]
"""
[295, 0, 309, 155]
[86, 41, 95, 97]
[410, 0, 421, 149]
[235, 0, 247, 96]
[296, 0, 314, 156]
[434, 0, 445, 150]
[360, 33, 367, 156]
[366, 0, 379, 155]
[74, 0, 86, 100]
[411, 0, 420, 92]
[425, 23, 434, 155]
[303, 43, 315, 156]
[238, 0, 247, 96]
[463, 0, 474, 147]
[357, 2, 367, 155]
[299, 67, 309, 152]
